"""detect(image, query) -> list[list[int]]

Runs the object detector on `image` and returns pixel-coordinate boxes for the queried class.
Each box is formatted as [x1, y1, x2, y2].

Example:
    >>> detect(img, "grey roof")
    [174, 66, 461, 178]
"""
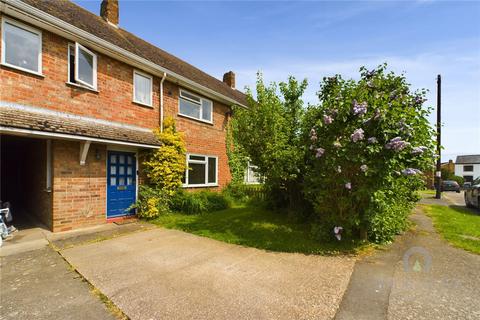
[455, 155, 480, 164]
[0, 103, 160, 146]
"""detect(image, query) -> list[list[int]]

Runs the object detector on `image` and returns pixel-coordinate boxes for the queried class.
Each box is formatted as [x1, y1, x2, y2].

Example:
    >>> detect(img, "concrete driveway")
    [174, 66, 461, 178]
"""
[61, 228, 356, 320]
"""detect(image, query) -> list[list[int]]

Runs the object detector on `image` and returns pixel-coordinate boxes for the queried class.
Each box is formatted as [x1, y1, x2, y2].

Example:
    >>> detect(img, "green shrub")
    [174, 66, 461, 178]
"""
[170, 190, 230, 214]
[449, 175, 464, 185]
[205, 192, 231, 211]
[143, 117, 186, 196]
[133, 185, 171, 219]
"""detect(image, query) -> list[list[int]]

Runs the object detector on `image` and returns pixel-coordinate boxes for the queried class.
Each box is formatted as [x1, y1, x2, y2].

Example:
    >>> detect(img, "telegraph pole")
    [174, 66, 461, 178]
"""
[435, 75, 442, 199]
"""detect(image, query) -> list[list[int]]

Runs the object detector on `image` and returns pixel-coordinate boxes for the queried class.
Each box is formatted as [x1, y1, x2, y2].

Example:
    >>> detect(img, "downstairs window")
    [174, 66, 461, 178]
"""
[183, 154, 217, 187]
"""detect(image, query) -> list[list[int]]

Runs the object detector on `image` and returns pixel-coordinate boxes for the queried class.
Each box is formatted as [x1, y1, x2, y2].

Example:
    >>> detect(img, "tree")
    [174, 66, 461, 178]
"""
[230, 74, 308, 210]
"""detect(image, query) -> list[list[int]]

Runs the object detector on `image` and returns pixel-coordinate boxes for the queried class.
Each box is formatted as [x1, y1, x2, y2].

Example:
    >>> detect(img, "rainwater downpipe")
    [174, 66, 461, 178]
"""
[160, 72, 167, 132]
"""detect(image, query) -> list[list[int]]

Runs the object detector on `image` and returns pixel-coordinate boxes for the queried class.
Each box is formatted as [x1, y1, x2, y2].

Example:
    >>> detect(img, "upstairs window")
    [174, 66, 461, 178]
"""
[1, 18, 42, 75]
[179, 89, 213, 123]
[183, 154, 217, 187]
[463, 165, 474, 172]
[133, 70, 153, 106]
[68, 43, 97, 89]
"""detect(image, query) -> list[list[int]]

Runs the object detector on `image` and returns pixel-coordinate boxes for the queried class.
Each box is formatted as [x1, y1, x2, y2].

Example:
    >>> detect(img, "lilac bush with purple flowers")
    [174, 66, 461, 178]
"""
[303, 64, 435, 242]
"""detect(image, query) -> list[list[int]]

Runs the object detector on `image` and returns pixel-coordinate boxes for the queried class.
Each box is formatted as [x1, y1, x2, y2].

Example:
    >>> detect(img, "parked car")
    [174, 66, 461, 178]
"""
[464, 177, 480, 209]
[441, 180, 461, 193]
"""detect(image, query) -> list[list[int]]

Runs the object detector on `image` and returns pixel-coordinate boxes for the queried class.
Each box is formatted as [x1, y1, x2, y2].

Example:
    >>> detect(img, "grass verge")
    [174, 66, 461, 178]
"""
[418, 189, 436, 197]
[424, 204, 480, 254]
[151, 205, 369, 255]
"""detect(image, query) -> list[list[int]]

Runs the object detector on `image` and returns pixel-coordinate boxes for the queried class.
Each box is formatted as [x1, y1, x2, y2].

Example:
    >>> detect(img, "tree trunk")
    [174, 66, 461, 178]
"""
[359, 227, 368, 241]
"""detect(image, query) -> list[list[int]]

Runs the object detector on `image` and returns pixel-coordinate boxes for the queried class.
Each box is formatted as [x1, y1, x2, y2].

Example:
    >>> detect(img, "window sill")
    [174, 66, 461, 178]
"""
[133, 100, 153, 108]
[178, 113, 213, 125]
[0, 62, 44, 77]
[66, 82, 99, 93]
[182, 184, 219, 188]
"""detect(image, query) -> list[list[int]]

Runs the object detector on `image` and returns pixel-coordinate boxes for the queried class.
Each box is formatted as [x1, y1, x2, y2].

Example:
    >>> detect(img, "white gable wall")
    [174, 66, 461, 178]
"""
[454, 163, 480, 181]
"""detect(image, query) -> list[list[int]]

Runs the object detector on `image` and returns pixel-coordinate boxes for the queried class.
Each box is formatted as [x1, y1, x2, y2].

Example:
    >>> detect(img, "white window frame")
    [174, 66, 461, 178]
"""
[178, 89, 213, 124]
[244, 161, 262, 184]
[1, 17, 43, 76]
[183, 153, 218, 187]
[74, 42, 97, 89]
[132, 70, 153, 107]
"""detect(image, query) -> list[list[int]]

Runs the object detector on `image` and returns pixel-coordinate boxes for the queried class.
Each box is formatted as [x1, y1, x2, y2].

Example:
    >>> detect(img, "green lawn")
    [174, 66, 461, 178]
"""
[151, 206, 367, 255]
[425, 205, 480, 254]
[418, 189, 436, 196]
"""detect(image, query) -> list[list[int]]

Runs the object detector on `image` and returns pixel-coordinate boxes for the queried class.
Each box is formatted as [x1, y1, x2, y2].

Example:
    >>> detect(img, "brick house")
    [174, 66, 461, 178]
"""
[0, 0, 247, 232]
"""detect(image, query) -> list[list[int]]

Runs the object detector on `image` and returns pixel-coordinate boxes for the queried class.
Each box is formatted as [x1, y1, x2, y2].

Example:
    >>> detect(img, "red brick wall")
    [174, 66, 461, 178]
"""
[0, 16, 160, 129]
[52, 141, 107, 232]
[163, 81, 232, 189]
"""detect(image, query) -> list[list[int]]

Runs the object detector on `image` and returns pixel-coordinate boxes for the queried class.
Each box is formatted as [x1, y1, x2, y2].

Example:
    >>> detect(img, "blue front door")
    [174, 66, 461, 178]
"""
[107, 151, 136, 218]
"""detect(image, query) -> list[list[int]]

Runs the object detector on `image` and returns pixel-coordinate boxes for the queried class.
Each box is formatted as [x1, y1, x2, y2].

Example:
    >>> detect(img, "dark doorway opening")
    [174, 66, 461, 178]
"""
[0, 134, 52, 230]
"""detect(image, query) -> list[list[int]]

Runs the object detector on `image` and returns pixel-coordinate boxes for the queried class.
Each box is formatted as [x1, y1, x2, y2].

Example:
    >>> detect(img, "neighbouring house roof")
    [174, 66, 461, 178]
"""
[455, 155, 480, 164]
[16, 0, 248, 107]
[0, 103, 161, 147]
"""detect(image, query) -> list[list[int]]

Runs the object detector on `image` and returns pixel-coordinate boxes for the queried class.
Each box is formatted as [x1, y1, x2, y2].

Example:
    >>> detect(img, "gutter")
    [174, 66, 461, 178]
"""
[0, 0, 247, 108]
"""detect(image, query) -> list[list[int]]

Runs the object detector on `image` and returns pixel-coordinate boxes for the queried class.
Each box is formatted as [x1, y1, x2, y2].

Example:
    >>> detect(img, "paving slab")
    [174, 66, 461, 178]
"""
[0, 246, 116, 320]
[48, 221, 154, 250]
[62, 228, 356, 320]
[387, 209, 480, 320]
[335, 207, 480, 320]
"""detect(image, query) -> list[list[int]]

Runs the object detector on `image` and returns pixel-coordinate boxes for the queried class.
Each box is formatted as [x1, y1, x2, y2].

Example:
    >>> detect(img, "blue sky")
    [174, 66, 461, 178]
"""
[74, 0, 480, 161]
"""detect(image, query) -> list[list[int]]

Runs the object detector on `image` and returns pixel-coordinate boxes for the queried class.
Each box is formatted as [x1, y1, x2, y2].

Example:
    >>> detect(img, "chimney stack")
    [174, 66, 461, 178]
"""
[223, 71, 235, 89]
[100, 0, 119, 26]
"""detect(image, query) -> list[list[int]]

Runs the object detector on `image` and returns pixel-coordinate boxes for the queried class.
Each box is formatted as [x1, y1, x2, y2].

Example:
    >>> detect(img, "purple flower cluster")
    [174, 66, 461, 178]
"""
[385, 137, 409, 151]
[310, 128, 317, 142]
[389, 91, 397, 100]
[398, 120, 410, 133]
[414, 95, 427, 105]
[411, 146, 428, 155]
[315, 147, 325, 158]
[360, 164, 368, 172]
[352, 100, 368, 116]
[365, 69, 376, 78]
[323, 114, 333, 125]
[351, 128, 365, 142]
[345, 182, 352, 190]
[367, 137, 378, 144]
[401, 168, 422, 176]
